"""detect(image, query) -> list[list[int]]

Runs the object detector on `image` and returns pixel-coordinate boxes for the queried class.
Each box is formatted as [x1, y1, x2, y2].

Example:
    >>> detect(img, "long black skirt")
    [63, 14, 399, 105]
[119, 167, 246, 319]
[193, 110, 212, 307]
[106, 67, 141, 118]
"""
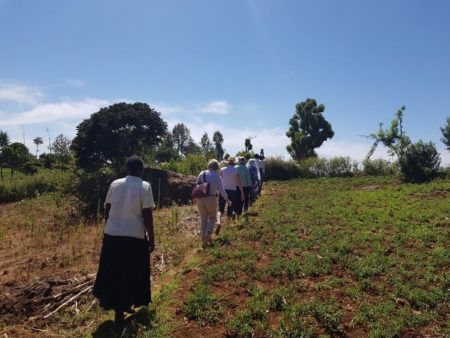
[93, 234, 151, 311]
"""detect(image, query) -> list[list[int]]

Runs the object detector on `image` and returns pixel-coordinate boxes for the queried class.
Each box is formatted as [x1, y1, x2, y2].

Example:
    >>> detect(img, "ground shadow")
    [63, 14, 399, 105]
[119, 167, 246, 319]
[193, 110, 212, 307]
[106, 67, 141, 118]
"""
[92, 306, 156, 338]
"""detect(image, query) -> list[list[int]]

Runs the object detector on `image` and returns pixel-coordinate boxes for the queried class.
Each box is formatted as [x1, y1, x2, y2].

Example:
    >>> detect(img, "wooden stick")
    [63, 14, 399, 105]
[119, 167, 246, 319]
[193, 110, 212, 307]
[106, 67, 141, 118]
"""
[43, 286, 92, 319]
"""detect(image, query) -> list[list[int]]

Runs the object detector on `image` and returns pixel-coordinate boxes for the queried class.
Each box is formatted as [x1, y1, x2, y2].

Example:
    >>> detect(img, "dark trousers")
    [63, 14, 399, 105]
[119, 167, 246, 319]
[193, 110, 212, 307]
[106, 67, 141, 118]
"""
[219, 189, 237, 217]
[238, 186, 251, 213]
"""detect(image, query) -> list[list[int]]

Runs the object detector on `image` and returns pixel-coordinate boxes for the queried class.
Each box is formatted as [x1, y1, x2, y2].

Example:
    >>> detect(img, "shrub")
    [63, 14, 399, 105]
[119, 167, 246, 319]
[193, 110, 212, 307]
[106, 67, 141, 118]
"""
[71, 168, 118, 217]
[363, 159, 398, 176]
[162, 154, 209, 176]
[265, 157, 304, 180]
[400, 140, 441, 183]
[326, 156, 356, 177]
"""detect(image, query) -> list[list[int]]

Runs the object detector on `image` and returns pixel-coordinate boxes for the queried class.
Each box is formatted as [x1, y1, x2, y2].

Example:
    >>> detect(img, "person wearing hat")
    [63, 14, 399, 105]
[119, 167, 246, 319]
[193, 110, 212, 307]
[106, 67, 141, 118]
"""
[235, 157, 252, 214]
[219, 156, 244, 222]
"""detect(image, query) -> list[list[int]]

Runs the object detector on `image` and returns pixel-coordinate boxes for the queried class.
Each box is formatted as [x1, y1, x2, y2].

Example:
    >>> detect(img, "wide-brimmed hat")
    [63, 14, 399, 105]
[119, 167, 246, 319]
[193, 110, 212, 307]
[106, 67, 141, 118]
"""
[227, 156, 236, 164]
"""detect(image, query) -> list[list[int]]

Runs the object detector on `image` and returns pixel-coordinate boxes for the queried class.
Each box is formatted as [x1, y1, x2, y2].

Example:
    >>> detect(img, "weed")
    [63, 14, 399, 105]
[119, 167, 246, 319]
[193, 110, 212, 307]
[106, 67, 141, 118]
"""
[182, 284, 223, 324]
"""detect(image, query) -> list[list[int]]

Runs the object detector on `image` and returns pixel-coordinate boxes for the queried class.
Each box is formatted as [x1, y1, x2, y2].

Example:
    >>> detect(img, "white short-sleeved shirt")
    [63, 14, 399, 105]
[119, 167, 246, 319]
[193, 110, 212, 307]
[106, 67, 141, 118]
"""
[105, 176, 155, 239]
[220, 165, 239, 190]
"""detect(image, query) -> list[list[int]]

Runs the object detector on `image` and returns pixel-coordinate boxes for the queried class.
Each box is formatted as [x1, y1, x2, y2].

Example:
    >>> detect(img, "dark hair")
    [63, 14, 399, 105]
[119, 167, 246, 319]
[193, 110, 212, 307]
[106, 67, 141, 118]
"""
[126, 155, 144, 174]
[254, 154, 260, 159]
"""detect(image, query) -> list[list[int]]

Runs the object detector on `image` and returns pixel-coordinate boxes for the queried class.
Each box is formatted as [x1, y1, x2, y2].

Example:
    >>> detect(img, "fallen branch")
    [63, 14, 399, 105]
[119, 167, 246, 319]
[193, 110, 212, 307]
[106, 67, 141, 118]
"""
[43, 286, 93, 319]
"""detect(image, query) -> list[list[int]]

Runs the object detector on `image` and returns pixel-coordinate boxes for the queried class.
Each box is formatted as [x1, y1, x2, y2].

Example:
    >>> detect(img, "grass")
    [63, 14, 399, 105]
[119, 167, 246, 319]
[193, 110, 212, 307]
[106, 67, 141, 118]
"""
[1, 174, 449, 337]
[174, 175, 449, 337]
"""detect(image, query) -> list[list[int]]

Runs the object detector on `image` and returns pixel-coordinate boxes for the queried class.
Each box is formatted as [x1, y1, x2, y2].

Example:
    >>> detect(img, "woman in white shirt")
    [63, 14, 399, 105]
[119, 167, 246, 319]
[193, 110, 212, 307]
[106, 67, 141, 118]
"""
[219, 157, 244, 219]
[195, 159, 231, 248]
[93, 156, 155, 324]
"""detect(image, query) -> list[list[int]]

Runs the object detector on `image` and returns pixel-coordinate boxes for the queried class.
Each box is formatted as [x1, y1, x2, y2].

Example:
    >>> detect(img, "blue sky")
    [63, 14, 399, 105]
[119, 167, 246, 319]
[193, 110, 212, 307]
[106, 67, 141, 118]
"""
[1, 0, 449, 164]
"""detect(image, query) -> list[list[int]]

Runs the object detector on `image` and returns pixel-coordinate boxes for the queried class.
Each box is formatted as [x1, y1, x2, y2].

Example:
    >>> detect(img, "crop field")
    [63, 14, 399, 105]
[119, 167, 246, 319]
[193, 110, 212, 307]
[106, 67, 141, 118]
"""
[0, 175, 449, 337]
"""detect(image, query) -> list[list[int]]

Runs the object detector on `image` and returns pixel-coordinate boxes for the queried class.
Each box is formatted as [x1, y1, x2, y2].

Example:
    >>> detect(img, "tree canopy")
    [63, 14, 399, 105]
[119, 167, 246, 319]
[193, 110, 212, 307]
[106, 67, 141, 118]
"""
[200, 133, 214, 156]
[71, 102, 167, 171]
[51, 134, 72, 170]
[1, 142, 30, 176]
[441, 117, 450, 151]
[286, 98, 334, 160]
[244, 138, 253, 152]
[0, 130, 10, 149]
[212, 131, 225, 159]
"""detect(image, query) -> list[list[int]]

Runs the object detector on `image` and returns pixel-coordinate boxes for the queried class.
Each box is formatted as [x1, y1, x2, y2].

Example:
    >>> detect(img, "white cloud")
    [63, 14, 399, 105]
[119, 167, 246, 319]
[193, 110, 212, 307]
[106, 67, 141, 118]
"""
[154, 100, 231, 115]
[0, 83, 43, 104]
[0, 98, 111, 126]
[198, 100, 230, 115]
[64, 79, 86, 88]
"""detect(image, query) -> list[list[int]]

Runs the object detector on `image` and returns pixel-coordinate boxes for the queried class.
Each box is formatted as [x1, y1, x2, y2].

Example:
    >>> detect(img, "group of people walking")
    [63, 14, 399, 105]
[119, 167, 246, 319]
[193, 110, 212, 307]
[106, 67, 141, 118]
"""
[92, 153, 266, 324]
[194, 153, 266, 248]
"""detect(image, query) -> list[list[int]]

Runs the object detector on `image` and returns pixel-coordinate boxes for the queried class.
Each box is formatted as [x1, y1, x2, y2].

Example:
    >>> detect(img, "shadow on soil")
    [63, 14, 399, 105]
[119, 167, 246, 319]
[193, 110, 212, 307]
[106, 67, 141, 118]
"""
[92, 306, 156, 337]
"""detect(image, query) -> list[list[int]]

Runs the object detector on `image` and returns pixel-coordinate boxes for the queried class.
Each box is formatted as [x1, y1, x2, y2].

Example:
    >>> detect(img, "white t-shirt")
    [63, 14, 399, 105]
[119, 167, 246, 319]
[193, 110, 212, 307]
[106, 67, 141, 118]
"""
[220, 165, 239, 190]
[105, 176, 155, 239]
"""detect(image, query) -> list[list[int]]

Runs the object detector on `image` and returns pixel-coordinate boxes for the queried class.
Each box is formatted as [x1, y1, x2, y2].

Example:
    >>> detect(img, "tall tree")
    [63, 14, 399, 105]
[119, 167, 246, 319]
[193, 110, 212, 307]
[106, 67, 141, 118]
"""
[0, 130, 10, 178]
[172, 123, 192, 157]
[33, 136, 43, 157]
[441, 117, 450, 151]
[52, 134, 72, 170]
[200, 132, 214, 156]
[1, 142, 30, 177]
[212, 131, 225, 159]
[244, 138, 253, 152]
[185, 137, 201, 155]
[286, 98, 334, 160]
[72, 102, 167, 171]
[366, 106, 411, 161]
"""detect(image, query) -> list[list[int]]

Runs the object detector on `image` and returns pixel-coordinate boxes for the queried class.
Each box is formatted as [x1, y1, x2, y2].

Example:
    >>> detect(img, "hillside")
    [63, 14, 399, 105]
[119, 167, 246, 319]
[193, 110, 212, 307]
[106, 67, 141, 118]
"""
[0, 176, 449, 337]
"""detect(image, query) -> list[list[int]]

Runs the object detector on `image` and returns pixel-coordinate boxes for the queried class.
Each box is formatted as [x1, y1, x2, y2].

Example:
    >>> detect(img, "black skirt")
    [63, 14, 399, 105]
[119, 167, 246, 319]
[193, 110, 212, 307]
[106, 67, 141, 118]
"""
[93, 234, 151, 311]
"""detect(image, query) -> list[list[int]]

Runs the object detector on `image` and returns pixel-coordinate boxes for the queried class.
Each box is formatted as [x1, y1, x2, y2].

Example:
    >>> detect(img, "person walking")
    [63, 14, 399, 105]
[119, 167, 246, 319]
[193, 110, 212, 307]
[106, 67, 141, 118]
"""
[194, 159, 230, 248]
[254, 154, 264, 195]
[219, 156, 244, 220]
[93, 156, 155, 325]
[247, 158, 260, 204]
[235, 157, 252, 213]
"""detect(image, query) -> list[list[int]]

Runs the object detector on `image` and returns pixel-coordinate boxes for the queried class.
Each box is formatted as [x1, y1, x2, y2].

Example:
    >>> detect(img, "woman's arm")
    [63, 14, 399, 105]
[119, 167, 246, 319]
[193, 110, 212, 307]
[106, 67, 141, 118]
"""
[236, 173, 244, 200]
[142, 208, 154, 253]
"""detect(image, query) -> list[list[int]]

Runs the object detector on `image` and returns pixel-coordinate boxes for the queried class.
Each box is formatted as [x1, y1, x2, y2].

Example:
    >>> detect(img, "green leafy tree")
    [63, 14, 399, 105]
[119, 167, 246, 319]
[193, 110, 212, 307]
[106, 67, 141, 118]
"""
[286, 98, 334, 160]
[200, 132, 214, 156]
[366, 106, 411, 161]
[1, 142, 30, 176]
[172, 123, 192, 157]
[244, 138, 253, 152]
[400, 140, 441, 183]
[212, 131, 225, 159]
[441, 117, 450, 151]
[51, 134, 72, 171]
[71, 102, 167, 171]
[185, 137, 201, 156]
[33, 136, 43, 157]
[0, 130, 10, 178]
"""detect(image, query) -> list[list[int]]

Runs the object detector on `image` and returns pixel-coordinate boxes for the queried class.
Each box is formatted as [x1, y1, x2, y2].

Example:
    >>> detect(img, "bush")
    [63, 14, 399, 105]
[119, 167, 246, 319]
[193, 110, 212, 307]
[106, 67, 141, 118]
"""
[71, 168, 118, 217]
[363, 159, 398, 176]
[400, 141, 441, 183]
[326, 156, 356, 177]
[265, 157, 304, 180]
[162, 154, 209, 176]
[21, 160, 40, 175]
[0, 172, 70, 203]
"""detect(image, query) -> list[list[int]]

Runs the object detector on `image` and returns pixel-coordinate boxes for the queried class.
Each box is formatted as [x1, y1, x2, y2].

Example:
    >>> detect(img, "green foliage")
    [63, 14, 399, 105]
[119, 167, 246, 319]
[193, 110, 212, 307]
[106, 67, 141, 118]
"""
[71, 102, 167, 171]
[0, 130, 10, 148]
[0, 142, 31, 176]
[161, 154, 209, 176]
[0, 170, 70, 202]
[39, 153, 57, 169]
[366, 105, 411, 161]
[182, 284, 223, 324]
[440, 117, 450, 151]
[172, 123, 200, 157]
[235, 150, 254, 160]
[363, 159, 398, 176]
[286, 98, 334, 160]
[71, 167, 118, 217]
[212, 131, 225, 159]
[244, 138, 253, 152]
[51, 134, 73, 170]
[400, 140, 441, 183]
[200, 132, 214, 157]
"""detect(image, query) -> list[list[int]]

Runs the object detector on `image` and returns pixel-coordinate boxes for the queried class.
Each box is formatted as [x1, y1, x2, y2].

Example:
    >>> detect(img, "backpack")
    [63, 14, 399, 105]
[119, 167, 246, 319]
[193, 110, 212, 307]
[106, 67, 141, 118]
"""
[191, 171, 210, 199]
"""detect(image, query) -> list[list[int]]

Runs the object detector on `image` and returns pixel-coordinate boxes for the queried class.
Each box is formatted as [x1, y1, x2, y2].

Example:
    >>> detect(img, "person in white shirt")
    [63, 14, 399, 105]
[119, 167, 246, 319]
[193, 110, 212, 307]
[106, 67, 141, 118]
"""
[195, 159, 231, 248]
[93, 155, 155, 324]
[219, 156, 244, 219]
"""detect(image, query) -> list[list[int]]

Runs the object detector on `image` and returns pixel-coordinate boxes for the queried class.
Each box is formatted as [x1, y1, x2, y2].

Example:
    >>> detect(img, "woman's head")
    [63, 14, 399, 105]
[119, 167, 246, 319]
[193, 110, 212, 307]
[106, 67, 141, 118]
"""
[126, 155, 144, 176]
[207, 159, 220, 172]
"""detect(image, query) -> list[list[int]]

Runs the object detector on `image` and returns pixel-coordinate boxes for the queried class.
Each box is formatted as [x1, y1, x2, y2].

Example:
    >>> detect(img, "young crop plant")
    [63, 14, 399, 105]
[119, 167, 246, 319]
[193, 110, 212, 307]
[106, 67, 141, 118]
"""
[182, 284, 224, 325]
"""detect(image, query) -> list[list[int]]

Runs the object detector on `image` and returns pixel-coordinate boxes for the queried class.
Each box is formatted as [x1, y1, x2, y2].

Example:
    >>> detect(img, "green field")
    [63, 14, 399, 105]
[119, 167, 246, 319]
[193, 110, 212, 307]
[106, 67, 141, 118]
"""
[172, 176, 449, 337]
